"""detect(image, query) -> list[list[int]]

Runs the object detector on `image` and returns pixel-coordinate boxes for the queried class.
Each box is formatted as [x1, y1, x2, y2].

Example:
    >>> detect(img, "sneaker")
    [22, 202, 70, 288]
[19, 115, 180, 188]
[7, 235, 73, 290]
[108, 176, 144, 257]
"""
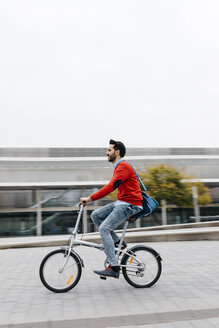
[94, 266, 120, 279]
[114, 240, 127, 250]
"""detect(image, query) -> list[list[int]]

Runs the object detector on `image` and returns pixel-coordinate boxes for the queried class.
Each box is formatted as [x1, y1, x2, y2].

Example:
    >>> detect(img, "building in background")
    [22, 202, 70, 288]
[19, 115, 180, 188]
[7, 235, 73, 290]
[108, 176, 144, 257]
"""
[0, 147, 219, 237]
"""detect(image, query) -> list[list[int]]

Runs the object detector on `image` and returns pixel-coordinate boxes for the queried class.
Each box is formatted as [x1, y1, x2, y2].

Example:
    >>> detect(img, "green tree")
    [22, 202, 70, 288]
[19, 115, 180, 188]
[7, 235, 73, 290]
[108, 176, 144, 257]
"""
[140, 164, 211, 207]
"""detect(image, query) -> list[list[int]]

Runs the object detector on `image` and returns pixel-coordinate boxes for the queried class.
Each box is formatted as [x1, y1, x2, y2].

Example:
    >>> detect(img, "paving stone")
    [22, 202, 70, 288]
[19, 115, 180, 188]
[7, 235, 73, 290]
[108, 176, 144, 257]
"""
[0, 241, 219, 327]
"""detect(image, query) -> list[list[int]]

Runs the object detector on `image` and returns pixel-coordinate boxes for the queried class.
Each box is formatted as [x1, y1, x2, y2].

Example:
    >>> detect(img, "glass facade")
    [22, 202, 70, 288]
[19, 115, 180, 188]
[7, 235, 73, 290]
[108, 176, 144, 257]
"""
[0, 190, 35, 209]
[0, 188, 100, 237]
[0, 212, 36, 236]
[40, 190, 82, 208]
[0, 188, 219, 237]
[41, 211, 80, 235]
[40, 210, 96, 235]
[140, 206, 219, 227]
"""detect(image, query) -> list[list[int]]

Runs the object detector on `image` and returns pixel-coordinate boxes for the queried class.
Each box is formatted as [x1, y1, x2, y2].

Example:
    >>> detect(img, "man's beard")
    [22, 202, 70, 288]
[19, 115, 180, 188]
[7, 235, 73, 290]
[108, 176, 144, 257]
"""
[107, 154, 116, 162]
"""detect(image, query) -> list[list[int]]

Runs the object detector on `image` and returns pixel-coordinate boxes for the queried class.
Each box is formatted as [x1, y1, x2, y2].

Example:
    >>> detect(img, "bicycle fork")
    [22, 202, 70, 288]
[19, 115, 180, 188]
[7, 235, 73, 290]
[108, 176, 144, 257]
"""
[59, 234, 81, 273]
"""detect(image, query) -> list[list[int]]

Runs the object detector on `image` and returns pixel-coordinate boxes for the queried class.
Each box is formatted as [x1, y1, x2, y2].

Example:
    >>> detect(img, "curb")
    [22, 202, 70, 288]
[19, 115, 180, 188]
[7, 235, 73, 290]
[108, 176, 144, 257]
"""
[1, 226, 219, 249]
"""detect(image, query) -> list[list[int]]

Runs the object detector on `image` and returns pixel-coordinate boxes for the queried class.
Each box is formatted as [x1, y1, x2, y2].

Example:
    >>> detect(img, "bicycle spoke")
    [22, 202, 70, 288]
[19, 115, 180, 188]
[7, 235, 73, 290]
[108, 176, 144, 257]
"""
[121, 246, 162, 288]
[39, 250, 82, 293]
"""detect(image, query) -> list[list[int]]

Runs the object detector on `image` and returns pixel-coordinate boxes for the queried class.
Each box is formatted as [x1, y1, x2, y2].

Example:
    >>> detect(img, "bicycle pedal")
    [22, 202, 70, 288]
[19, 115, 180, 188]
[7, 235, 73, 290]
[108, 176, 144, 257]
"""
[100, 276, 107, 280]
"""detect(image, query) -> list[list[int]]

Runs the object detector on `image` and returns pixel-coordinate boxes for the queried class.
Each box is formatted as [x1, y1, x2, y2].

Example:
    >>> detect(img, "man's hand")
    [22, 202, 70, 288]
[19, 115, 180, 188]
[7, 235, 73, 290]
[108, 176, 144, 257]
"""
[80, 196, 92, 205]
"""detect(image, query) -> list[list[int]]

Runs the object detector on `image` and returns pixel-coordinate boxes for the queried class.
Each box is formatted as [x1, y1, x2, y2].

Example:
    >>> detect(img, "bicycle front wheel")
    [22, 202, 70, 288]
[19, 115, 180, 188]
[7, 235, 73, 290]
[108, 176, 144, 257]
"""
[121, 245, 162, 288]
[39, 249, 82, 293]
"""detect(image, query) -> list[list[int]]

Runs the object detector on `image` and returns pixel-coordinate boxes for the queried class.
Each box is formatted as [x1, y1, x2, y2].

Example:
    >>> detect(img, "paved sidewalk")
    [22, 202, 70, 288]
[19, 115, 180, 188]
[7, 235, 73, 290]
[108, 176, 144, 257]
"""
[0, 241, 219, 327]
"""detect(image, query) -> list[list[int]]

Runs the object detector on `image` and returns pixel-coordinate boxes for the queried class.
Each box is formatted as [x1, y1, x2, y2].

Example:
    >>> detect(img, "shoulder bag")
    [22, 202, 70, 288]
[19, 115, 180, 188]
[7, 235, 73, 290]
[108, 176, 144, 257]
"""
[127, 162, 159, 221]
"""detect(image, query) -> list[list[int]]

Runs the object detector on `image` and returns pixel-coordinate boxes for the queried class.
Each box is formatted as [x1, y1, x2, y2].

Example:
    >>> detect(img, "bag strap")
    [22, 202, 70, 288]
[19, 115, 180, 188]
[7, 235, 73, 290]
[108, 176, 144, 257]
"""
[126, 161, 147, 192]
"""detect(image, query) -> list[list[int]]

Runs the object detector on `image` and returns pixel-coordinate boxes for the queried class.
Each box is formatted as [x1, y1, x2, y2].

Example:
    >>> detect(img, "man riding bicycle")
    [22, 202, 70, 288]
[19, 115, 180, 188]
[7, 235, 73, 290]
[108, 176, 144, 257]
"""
[80, 139, 142, 278]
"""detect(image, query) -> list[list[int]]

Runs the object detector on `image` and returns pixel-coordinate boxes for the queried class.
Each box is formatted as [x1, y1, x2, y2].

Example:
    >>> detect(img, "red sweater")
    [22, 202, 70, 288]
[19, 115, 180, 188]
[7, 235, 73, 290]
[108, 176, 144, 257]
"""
[90, 161, 143, 206]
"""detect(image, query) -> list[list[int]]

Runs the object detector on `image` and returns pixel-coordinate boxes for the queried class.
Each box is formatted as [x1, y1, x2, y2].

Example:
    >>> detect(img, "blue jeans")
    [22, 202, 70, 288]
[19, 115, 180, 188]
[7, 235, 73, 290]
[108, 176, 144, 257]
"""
[91, 203, 141, 266]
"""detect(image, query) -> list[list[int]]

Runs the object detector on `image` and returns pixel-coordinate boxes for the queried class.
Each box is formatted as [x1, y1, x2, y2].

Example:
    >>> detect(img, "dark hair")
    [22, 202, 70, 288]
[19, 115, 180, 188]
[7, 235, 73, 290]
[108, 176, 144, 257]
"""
[109, 139, 126, 157]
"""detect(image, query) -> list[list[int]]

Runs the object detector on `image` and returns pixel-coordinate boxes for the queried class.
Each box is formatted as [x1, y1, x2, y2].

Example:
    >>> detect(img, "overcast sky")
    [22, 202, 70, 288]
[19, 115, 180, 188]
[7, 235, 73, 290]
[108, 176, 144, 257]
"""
[0, 0, 219, 148]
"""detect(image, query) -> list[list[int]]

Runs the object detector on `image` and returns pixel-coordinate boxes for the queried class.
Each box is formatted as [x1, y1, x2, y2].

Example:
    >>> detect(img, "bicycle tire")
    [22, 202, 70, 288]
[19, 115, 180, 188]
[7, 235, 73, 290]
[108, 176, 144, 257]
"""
[39, 249, 82, 293]
[121, 245, 162, 288]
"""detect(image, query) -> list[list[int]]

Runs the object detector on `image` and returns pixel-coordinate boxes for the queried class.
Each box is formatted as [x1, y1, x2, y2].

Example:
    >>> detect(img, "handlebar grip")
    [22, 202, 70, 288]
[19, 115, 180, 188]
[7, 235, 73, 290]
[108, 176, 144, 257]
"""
[77, 202, 86, 208]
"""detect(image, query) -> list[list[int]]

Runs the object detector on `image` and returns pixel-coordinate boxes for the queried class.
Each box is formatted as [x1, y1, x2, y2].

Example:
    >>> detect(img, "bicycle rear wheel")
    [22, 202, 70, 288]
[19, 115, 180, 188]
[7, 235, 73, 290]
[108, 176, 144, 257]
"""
[39, 249, 82, 293]
[121, 245, 162, 288]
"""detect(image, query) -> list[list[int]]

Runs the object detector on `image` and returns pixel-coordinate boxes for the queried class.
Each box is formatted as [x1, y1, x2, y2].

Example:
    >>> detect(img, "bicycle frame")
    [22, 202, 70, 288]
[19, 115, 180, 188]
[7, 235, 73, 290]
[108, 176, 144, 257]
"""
[59, 204, 144, 271]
